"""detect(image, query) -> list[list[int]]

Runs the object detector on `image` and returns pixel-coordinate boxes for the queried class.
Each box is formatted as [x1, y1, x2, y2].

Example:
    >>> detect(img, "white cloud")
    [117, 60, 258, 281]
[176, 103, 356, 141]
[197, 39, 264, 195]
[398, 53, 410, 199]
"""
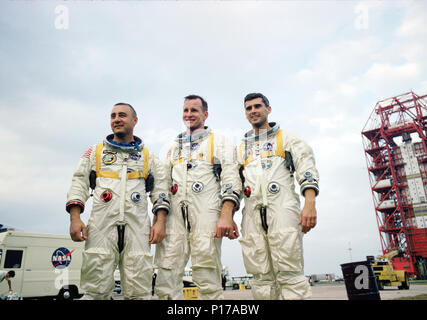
[309, 114, 346, 131]
[295, 69, 315, 83]
[361, 62, 421, 97]
[396, 1, 427, 38]
[364, 62, 420, 81]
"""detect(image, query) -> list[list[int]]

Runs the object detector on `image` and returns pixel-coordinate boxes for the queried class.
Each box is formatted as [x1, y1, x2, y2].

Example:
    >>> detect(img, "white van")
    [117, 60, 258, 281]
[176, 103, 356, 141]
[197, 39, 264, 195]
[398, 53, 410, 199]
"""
[0, 230, 84, 299]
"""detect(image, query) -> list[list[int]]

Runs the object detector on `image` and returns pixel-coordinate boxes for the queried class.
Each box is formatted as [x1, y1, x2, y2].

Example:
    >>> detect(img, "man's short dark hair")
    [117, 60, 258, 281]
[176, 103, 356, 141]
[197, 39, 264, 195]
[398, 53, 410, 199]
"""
[184, 95, 208, 112]
[7, 271, 15, 278]
[114, 102, 137, 118]
[244, 93, 270, 107]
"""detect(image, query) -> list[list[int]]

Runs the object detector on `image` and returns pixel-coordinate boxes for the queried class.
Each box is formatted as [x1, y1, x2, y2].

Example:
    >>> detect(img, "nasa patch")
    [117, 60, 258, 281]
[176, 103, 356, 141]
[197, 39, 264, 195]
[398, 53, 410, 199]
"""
[130, 153, 141, 161]
[263, 142, 274, 151]
[51, 247, 74, 269]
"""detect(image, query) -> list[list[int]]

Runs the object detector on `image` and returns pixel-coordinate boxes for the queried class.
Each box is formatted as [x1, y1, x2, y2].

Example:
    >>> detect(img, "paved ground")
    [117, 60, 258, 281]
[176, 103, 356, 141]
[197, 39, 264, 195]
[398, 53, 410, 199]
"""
[223, 283, 427, 300]
[306, 283, 427, 300]
[112, 283, 427, 300]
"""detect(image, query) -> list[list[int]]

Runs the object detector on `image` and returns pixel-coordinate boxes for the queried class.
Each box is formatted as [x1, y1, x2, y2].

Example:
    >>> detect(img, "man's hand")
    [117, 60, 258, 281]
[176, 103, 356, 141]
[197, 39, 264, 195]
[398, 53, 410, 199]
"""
[298, 188, 317, 233]
[228, 220, 240, 240]
[69, 207, 87, 241]
[214, 201, 239, 239]
[150, 209, 167, 244]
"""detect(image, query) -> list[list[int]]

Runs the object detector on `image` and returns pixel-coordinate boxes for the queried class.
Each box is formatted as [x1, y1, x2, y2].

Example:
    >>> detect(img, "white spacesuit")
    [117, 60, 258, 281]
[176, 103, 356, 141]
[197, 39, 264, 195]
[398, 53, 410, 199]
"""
[237, 123, 319, 300]
[154, 127, 241, 300]
[66, 135, 170, 300]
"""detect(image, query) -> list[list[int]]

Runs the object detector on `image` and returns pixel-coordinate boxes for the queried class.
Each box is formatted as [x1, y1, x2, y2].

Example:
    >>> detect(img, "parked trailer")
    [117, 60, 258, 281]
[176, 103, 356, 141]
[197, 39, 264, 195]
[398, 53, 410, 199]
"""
[0, 230, 84, 299]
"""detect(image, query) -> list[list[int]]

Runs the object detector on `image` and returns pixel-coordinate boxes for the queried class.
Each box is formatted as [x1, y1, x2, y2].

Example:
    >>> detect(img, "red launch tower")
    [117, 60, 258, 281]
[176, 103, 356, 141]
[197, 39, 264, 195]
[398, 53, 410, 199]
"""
[362, 91, 427, 279]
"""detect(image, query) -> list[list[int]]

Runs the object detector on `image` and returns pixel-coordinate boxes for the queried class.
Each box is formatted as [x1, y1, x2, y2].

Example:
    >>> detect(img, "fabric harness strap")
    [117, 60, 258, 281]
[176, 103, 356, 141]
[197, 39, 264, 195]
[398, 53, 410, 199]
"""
[240, 129, 286, 167]
[95, 142, 149, 180]
[171, 132, 215, 167]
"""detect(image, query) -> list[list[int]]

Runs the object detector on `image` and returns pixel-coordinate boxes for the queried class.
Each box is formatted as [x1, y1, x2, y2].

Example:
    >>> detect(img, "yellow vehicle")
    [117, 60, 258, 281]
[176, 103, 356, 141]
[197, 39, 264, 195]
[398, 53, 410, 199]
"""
[368, 248, 409, 290]
[182, 267, 198, 300]
[228, 275, 253, 290]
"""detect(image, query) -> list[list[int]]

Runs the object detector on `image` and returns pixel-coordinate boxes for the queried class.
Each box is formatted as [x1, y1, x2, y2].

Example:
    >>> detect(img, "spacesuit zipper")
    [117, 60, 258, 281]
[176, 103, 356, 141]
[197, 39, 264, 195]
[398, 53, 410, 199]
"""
[118, 156, 128, 223]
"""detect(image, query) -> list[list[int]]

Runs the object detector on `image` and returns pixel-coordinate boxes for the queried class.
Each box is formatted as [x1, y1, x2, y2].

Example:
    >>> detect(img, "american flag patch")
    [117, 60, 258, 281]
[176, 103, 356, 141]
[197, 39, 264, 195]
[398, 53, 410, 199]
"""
[82, 146, 93, 159]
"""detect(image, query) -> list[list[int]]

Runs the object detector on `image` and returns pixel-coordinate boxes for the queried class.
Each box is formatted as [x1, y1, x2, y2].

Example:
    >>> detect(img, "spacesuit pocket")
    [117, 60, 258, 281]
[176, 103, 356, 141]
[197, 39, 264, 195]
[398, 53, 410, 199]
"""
[123, 251, 153, 274]
[121, 251, 153, 297]
[191, 233, 217, 268]
[154, 233, 185, 269]
[268, 228, 303, 272]
[81, 248, 115, 293]
[239, 235, 270, 275]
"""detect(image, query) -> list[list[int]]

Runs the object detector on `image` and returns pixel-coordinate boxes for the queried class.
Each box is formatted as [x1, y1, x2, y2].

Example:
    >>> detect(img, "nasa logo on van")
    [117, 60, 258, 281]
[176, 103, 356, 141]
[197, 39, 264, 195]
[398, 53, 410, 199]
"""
[51, 247, 74, 269]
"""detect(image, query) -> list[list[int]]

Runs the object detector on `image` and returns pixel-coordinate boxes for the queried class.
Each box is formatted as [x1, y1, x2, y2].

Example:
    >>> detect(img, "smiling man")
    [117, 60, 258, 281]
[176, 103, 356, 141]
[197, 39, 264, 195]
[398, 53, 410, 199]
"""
[66, 103, 170, 300]
[237, 93, 319, 300]
[154, 95, 241, 300]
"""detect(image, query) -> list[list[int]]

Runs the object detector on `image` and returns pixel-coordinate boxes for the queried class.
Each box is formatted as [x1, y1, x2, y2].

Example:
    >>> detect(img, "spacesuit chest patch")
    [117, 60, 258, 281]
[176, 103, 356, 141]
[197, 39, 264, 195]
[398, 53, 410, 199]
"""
[102, 153, 117, 165]
[261, 160, 272, 170]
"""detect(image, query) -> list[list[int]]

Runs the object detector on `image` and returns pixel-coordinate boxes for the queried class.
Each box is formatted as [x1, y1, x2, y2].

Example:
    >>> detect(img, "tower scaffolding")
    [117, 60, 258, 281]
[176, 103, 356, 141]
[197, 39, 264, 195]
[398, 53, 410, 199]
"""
[362, 91, 427, 279]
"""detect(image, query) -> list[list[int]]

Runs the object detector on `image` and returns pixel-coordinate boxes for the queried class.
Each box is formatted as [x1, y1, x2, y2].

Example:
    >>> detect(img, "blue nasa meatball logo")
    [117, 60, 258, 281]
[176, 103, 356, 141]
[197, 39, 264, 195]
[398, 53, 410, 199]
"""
[51, 247, 74, 269]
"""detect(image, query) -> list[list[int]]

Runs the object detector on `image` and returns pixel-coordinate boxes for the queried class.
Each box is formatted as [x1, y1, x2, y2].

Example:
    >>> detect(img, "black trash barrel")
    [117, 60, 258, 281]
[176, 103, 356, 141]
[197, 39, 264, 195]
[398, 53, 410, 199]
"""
[340, 260, 381, 300]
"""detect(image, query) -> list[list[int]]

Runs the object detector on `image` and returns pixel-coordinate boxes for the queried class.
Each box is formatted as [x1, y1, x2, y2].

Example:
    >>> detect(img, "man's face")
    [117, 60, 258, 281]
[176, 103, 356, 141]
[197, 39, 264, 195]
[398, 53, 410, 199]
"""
[244, 97, 271, 128]
[183, 98, 208, 131]
[110, 104, 138, 139]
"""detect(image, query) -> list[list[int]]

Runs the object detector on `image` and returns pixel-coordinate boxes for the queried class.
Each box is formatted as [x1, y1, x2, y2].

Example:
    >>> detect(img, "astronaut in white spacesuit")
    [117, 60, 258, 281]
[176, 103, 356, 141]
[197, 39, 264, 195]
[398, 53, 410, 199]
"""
[66, 103, 170, 300]
[154, 95, 241, 300]
[237, 93, 319, 300]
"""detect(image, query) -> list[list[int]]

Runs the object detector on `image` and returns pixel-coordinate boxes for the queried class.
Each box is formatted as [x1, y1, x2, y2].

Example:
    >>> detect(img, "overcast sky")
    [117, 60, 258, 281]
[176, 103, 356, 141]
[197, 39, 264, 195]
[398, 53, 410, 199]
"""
[1, 0, 427, 278]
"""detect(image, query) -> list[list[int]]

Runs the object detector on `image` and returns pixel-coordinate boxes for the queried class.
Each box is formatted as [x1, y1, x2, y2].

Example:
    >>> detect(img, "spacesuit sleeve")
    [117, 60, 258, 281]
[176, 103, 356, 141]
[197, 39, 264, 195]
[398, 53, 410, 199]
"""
[216, 135, 242, 210]
[149, 151, 171, 215]
[65, 145, 96, 213]
[287, 133, 320, 197]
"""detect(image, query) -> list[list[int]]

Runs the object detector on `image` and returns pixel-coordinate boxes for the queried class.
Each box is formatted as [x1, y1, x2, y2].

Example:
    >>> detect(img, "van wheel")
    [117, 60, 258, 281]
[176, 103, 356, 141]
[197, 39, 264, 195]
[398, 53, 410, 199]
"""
[58, 288, 73, 300]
